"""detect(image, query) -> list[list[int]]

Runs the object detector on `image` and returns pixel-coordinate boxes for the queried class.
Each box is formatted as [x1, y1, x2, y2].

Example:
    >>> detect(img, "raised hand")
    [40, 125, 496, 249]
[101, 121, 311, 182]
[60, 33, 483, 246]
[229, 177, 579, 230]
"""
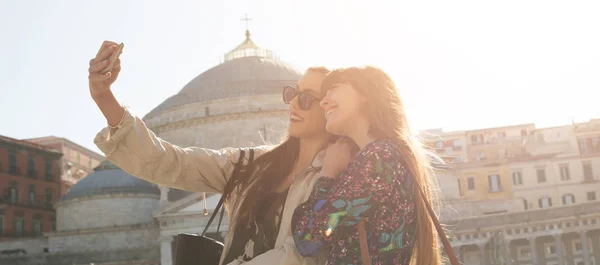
[88, 41, 123, 100]
[321, 137, 358, 179]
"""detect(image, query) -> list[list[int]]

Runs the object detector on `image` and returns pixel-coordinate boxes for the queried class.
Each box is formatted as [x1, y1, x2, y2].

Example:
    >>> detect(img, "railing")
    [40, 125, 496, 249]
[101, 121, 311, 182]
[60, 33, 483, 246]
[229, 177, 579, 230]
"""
[0, 229, 45, 238]
[27, 170, 38, 179]
[488, 185, 504, 193]
[8, 166, 20, 175]
[0, 191, 54, 210]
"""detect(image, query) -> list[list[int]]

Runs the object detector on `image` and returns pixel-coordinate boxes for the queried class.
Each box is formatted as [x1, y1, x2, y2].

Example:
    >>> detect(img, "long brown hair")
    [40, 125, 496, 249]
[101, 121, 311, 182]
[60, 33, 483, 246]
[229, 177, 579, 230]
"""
[231, 66, 332, 228]
[321, 66, 442, 265]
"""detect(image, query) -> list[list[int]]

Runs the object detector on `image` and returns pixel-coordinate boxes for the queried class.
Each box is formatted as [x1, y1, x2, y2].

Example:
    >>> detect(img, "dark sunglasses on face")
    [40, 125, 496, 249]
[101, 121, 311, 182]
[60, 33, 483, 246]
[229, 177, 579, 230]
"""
[282, 85, 321, 111]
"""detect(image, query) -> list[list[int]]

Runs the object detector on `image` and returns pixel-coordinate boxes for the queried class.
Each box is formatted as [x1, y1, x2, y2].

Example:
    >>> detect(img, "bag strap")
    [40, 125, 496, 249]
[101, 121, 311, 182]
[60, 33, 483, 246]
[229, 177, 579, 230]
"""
[357, 186, 459, 265]
[357, 220, 372, 265]
[417, 185, 460, 265]
[201, 149, 253, 237]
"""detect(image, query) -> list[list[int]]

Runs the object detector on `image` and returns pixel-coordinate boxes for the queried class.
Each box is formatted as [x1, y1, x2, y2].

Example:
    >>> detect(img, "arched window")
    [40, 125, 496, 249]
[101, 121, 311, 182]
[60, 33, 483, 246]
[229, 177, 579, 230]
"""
[562, 194, 575, 205]
[538, 197, 552, 209]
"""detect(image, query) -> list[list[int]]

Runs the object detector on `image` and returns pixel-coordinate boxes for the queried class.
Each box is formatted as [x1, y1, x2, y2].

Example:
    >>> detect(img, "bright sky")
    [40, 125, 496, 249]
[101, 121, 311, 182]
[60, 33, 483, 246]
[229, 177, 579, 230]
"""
[1, 0, 599, 154]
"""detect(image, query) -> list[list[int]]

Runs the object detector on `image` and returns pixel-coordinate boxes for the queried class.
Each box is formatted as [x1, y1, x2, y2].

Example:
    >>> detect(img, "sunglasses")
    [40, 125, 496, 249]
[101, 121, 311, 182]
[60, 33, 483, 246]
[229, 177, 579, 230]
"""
[282, 85, 322, 111]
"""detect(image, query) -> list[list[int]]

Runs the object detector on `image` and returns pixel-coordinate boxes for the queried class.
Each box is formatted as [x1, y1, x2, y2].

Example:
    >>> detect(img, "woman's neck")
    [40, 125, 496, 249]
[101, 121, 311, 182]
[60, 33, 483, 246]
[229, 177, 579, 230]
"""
[296, 136, 330, 172]
[348, 126, 378, 150]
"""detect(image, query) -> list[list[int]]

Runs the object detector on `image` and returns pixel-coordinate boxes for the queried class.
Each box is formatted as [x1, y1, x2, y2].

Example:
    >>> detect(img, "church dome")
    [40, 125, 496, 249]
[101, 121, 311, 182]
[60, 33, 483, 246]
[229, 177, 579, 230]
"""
[60, 160, 160, 202]
[144, 30, 301, 119]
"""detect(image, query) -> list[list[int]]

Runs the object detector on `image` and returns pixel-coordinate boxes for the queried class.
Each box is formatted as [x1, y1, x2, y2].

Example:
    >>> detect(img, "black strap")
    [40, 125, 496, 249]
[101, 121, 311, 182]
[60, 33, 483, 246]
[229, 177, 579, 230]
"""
[201, 148, 254, 237]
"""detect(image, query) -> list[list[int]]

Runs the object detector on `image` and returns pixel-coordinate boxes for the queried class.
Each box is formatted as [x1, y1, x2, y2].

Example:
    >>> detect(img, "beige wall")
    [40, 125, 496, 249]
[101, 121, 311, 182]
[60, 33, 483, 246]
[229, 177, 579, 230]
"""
[454, 164, 513, 200]
[510, 154, 600, 210]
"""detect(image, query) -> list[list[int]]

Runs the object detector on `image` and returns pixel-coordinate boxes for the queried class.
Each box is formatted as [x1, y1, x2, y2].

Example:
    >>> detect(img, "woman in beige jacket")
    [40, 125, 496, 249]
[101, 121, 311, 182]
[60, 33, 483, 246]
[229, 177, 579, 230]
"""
[87, 41, 353, 265]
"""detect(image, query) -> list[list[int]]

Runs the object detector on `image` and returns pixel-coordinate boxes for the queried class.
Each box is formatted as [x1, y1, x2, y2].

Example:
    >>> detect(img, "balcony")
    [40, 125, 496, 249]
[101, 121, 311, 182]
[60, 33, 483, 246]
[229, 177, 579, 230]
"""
[8, 166, 20, 175]
[1, 192, 54, 211]
[488, 185, 504, 193]
[27, 170, 38, 179]
[0, 229, 45, 238]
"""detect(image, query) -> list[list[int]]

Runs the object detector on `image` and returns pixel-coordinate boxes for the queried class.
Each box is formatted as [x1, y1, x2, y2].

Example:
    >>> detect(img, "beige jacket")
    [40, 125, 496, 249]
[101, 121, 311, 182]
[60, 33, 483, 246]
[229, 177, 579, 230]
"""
[94, 108, 326, 265]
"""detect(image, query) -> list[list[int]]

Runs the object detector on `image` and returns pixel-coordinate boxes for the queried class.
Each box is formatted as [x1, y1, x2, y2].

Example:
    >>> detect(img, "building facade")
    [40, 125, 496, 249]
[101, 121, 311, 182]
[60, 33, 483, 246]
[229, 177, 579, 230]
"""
[430, 118, 600, 265]
[25, 136, 104, 196]
[0, 135, 62, 240]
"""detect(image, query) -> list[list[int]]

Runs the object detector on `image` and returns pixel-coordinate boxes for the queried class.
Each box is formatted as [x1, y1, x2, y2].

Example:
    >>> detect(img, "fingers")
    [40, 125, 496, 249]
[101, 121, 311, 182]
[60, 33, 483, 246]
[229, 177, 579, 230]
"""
[88, 59, 109, 73]
[96, 40, 118, 57]
[89, 72, 111, 82]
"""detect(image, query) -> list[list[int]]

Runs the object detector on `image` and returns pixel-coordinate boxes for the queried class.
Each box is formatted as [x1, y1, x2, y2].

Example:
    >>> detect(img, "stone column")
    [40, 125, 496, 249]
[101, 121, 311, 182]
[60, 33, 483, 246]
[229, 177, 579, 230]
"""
[159, 186, 169, 207]
[580, 231, 591, 265]
[554, 234, 564, 265]
[504, 240, 513, 265]
[160, 237, 173, 265]
[478, 243, 488, 265]
[529, 237, 538, 265]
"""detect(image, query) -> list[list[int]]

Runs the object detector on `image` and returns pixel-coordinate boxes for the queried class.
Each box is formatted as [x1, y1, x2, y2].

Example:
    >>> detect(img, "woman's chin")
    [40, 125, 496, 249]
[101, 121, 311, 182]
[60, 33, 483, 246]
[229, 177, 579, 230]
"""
[325, 122, 343, 136]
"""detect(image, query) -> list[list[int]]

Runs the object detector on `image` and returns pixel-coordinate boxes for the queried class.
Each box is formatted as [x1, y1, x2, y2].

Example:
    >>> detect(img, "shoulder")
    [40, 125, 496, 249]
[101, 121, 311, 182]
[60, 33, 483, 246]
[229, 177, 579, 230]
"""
[359, 139, 402, 163]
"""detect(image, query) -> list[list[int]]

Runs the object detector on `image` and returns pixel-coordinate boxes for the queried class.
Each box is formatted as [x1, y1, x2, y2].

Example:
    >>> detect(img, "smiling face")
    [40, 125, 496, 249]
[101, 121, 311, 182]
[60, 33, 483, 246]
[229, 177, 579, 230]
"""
[320, 82, 368, 136]
[287, 70, 329, 139]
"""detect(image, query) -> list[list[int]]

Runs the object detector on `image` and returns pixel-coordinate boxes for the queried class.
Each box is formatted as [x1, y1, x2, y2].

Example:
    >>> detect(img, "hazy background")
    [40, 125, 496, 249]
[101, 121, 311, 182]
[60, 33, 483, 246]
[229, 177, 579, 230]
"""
[1, 0, 598, 153]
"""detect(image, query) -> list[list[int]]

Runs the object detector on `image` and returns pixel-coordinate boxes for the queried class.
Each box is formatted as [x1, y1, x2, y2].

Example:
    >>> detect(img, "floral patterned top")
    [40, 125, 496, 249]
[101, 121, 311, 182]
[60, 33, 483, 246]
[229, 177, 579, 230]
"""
[292, 139, 417, 265]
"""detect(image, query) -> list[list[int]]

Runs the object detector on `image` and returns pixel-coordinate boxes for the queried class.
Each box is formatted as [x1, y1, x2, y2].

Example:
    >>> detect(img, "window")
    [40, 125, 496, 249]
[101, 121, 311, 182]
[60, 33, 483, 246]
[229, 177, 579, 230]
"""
[539, 197, 552, 208]
[537, 169, 547, 183]
[8, 149, 17, 174]
[28, 185, 36, 205]
[488, 174, 502, 192]
[67, 169, 72, 178]
[8, 181, 18, 204]
[32, 218, 42, 237]
[573, 240, 583, 253]
[583, 163, 593, 181]
[559, 164, 570, 180]
[562, 194, 575, 205]
[435, 141, 444, 149]
[467, 177, 475, 190]
[452, 139, 461, 147]
[457, 179, 462, 196]
[523, 199, 529, 210]
[579, 140, 589, 154]
[512, 171, 523, 185]
[470, 135, 478, 144]
[45, 160, 53, 180]
[51, 215, 56, 232]
[477, 152, 485, 161]
[45, 188, 54, 208]
[521, 129, 528, 137]
[587, 191, 596, 201]
[205, 106, 210, 116]
[27, 156, 36, 178]
[77, 152, 81, 164]
[544, 243, 557, 256]
[14, 218, 24, 237]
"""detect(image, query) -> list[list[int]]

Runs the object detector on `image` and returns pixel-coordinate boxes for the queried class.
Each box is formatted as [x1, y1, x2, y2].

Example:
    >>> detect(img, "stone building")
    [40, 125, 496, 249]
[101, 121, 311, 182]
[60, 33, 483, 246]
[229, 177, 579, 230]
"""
[430, 119, 600, 265]
[0, 135, 62, 240]
[0, 160, 161, 265]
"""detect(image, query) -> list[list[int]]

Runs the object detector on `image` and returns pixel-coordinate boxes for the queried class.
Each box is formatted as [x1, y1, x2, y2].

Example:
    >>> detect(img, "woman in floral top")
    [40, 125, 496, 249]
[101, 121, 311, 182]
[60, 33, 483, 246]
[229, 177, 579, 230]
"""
[292, 66, 443, 265]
